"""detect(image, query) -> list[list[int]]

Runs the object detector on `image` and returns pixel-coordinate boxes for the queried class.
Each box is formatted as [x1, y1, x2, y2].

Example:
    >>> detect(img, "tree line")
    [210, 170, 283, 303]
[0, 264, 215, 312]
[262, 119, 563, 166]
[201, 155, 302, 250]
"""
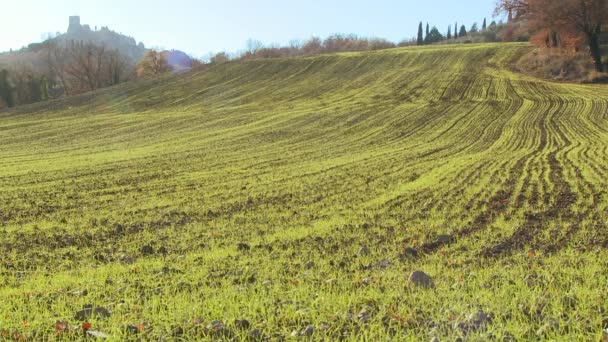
[1, 39, 131, 108]
[416, 18, 503, 45]
[0, 41, 204, 109]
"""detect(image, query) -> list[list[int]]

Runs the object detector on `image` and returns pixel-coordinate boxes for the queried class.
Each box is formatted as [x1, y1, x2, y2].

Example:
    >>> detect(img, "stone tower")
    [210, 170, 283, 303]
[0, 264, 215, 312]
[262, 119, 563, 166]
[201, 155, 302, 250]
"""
[68, 16, 81, 33]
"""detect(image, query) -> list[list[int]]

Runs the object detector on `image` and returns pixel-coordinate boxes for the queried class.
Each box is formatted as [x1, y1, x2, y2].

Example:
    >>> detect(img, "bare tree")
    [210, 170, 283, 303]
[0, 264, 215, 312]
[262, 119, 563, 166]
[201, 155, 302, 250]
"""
[64, 42, 108, 91]
[42, 39, 70, 97]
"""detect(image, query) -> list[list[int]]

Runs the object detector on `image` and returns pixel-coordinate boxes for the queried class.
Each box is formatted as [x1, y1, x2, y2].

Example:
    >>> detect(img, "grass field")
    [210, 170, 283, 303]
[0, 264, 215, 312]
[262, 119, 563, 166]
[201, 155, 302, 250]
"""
[1, 43, 608, 341]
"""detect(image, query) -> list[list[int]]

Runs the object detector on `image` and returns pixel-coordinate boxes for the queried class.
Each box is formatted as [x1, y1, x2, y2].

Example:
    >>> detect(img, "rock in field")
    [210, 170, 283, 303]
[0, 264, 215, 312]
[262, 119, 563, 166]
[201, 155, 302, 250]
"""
[467, 310, 490, 330]
[86, 330, 109, 339]
[408, 270, 434, 288]
[300, 325, 315, 336]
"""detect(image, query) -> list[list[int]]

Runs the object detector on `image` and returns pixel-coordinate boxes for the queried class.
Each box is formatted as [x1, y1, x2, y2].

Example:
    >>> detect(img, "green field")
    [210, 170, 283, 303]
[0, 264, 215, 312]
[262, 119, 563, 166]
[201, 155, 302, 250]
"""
[1, 43, 608, 341]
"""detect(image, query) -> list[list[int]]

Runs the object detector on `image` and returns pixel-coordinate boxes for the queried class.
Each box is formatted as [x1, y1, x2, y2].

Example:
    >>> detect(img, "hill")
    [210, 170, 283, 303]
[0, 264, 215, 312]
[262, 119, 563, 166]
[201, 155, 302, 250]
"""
[1, 43, 608, 340]
[59, 16, 146, 63]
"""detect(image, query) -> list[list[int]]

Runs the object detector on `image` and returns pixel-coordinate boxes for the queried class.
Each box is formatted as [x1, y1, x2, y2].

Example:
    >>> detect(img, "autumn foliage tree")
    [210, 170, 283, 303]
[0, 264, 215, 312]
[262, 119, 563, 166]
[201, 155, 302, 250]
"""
[136, 50, 170, 78]
[496, 0, 608, 71]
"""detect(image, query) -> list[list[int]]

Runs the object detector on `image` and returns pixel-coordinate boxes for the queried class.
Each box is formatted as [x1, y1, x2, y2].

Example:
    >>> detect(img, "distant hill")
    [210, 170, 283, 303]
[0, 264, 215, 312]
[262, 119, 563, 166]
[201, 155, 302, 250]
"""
[163, 50, 196, 72]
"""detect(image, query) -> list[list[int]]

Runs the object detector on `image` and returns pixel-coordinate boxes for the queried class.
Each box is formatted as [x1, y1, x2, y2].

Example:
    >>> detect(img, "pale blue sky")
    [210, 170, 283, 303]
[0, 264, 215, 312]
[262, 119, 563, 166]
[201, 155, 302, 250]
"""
[1, 0, 501, 57]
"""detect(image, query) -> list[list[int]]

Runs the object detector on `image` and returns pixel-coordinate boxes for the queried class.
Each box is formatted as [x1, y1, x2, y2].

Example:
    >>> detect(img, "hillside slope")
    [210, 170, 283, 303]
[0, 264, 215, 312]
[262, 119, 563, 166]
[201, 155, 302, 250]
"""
[1, 43, 608, 340]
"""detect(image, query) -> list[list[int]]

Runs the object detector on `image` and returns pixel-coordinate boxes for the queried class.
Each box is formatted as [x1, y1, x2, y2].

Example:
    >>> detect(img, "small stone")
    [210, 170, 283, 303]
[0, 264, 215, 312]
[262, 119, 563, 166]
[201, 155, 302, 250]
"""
[291, 330, 299, 337]
[86, 330, 109, 339]
[467, 310, 490, 330]
[300, 325, 314, 336]
[358, 246, 370, 256]
[262, 280, 272, 287]
[358, 308, 371, 323]
[408, 270, 434, 288]
[141, 245, 155, 256]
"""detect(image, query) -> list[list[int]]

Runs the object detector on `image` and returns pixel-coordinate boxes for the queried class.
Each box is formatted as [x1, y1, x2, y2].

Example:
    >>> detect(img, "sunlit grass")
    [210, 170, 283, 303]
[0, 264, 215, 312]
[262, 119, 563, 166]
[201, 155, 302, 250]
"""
[1, 43, 608, 340]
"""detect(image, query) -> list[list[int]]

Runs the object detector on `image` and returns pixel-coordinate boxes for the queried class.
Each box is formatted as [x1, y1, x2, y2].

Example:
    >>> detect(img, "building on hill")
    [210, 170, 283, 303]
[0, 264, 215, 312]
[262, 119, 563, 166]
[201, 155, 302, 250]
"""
[60, 16, 146, 64]
[68, 16, 81, 33]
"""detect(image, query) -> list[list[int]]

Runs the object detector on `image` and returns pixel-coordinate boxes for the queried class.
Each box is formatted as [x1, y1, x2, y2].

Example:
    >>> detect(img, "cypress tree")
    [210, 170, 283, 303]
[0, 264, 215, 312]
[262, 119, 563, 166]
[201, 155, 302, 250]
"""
[0, 69, 15, 108]
[454, 22, 458, 39]
[425, 23, 430, 43]
[482, 18, 487, 31]
[459, 25, 467, 37]
[447, 26, 452, 40]
[417, 22, 424, 45]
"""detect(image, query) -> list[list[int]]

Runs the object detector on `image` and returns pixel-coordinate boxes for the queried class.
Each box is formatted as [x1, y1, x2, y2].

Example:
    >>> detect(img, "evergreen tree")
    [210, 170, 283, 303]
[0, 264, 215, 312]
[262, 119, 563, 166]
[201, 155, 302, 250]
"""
[426, 27, 444, 44]
[417, 22, 424, 45]
[454, 22, 459, 39]
[425, 23, 430, 43]
[470, 23, 479, 34]
[27, 75, 42, 103]
[0, 69, 15, 108]
[482, 18, 487, 31]
[459, 25, 467, 37]
[447, 25, 452, 40]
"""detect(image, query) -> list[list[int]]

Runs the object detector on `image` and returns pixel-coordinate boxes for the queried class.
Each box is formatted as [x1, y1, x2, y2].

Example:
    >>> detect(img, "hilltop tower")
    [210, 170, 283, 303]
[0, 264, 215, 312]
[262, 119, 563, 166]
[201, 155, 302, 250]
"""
[68, 16, 82, 33]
